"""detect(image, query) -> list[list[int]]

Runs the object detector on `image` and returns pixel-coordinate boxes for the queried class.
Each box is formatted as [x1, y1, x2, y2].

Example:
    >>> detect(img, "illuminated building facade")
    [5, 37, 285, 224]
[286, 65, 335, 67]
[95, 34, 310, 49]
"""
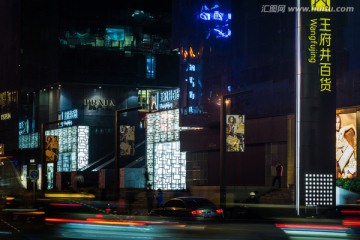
[1, 0, 360, 208]
[0, 0, 178, 190]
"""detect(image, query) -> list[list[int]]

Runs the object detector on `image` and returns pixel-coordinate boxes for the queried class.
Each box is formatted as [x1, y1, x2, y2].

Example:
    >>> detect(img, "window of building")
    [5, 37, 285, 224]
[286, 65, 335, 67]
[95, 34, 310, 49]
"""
[146, 55, 156, 79]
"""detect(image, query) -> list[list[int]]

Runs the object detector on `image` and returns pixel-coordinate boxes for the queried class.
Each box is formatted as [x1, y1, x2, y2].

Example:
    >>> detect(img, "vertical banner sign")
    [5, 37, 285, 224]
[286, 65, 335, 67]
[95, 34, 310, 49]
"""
[299, 0, 338, 208]
[225, 115, 245, 152]
[45, 136, 59, 162]
[120, 125, 135, 156]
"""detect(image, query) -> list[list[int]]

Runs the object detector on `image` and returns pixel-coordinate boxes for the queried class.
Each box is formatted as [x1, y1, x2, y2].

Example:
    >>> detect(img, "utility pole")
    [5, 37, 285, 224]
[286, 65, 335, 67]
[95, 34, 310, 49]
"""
[220, 90, 252, 210]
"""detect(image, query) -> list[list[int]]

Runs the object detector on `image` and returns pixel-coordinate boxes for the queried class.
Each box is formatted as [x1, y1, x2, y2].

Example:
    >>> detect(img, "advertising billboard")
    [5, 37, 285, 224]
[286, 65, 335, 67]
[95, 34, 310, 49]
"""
[336, 113, 357, 179]
[45, 136, 58, 162]
[225, 114, 245, 152]
[120, 125, 135, 156]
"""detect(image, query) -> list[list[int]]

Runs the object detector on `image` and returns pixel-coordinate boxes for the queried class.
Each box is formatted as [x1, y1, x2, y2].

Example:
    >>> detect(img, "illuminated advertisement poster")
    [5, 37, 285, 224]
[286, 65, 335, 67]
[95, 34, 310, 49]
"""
[149, 92, 159, 112]
[225, 114, 245, 152]
[149, 89, 180, 112]
[336, 113, 357, 179]
[45, 136, 58, 162]
[120, 125, 135, 156]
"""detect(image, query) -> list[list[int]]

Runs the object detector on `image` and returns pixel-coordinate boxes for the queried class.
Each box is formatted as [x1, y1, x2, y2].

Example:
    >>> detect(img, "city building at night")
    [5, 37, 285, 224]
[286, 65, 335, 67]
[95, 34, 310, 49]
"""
[1, 0, 360, 213]
[0, 0, 179, 192]
[173, 0, 360, 210]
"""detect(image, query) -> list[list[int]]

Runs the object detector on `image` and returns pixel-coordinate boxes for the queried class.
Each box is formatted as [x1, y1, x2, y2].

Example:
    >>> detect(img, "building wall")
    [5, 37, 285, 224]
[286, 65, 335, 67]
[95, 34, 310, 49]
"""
[181, 115, 290, 186]
[174, 0, 360, 190]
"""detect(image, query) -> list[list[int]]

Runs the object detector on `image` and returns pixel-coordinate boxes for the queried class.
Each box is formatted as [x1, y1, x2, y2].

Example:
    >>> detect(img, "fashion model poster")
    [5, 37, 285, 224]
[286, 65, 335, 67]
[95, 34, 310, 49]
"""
[45, 136, 59, 162]
[120, 125, 135, 156]
[336, 113, 357, 179]
[226, 114, 245, 152]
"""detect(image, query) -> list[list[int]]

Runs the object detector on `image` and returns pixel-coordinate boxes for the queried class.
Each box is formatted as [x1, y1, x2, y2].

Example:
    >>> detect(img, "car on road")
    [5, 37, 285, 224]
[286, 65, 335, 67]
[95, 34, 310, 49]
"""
[149, 196, 224, 221]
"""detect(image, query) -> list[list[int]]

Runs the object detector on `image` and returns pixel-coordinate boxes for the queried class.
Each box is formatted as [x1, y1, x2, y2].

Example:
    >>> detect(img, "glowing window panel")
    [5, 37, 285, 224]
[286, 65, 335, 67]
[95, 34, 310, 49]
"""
[77, 126, 89, 170]
[105, 28, 125, 41]
[146, 55, 156, 79]
[146, 109, 186, 190]
[305, 173, 334, 206]
[153, 142, 186, 190]
[47, 163, 54, 190]
[46, 126, 89, 172]
[0, 91, 17, 108]
[37, 164, 42, 190]
[19, 119, 30, 135]
[19, 133, 39, 149]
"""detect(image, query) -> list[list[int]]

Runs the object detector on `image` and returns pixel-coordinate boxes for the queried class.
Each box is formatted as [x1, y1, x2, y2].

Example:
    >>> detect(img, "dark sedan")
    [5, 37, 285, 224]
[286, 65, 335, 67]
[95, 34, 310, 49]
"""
[149, 196, 224, 221]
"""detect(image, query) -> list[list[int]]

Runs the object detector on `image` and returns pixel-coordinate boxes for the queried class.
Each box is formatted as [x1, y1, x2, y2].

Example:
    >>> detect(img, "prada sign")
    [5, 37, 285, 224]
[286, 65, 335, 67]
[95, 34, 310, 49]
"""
[84, 99, 116, 110]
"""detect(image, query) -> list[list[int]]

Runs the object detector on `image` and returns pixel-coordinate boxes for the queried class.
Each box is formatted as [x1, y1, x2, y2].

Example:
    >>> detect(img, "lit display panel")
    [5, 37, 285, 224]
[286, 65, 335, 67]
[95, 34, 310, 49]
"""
[146, 109, 186, 190]
[183, 61, 203, 115]
[46, 126, 89, 172]
[0, 91, 17, 109]
[146, 55, 156, 79]
[199, 3, 231, 39]
[305, 173, 333, 206]
[47, 162, 54, 190]
[21, 165, 27, 189]
[19, 133, 39, 149]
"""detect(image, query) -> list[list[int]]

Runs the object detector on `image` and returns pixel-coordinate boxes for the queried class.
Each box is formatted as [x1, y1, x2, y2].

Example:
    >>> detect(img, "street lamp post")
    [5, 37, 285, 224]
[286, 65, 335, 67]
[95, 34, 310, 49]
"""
[220, 95, 227, 210]
[220, 90, 252, 210]
[114, 105, 142, 199]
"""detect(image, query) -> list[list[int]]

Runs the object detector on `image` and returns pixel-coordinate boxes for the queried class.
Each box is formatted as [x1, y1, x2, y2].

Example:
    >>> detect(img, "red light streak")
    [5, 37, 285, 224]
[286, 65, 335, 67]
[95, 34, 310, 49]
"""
[275, 223, 348, 231]
[342, 219, 360, 226]
[340, 209, 360, 214]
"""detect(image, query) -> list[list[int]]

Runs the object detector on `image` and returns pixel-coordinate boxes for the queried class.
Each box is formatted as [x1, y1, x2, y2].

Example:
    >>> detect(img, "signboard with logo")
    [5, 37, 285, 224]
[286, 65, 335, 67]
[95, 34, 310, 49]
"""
[29, 170, 39, 181]
[82, 88, 116, 116]
[149, 88, 180, 112]
[58, 109, 78, 127]
[298, 0, 340, 208]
